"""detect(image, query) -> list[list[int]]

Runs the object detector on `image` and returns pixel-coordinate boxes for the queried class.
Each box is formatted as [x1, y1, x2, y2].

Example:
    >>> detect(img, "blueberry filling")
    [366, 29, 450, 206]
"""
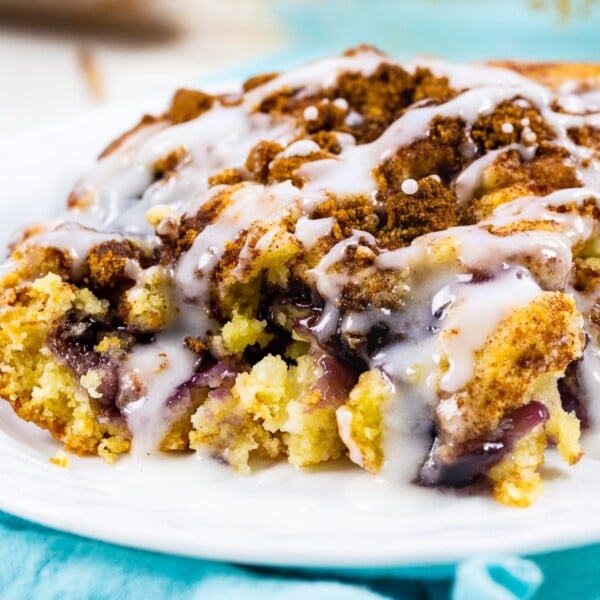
[558, 360, 588, 429]
[166, 360, 240, 408]
[418, 401, 549, 488]
[47, 318, 119, 408]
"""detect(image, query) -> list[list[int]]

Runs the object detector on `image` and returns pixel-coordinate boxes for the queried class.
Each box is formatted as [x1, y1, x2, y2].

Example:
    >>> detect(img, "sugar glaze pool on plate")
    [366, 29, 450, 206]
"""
[2, 88, 600, 569]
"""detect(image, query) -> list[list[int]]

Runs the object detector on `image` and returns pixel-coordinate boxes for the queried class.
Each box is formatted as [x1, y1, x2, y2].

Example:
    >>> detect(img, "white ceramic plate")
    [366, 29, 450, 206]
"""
[3, 90, 600, 570]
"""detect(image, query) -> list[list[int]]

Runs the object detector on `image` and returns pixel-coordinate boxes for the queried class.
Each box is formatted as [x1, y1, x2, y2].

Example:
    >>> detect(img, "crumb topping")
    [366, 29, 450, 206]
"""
[374, 117, 467, 185]
[258, 62, 457, 144]
[568, 125, 600, 157]
[168, 89, 215, 124]
[86, 240, 141, 288]
[471, 100, 555, 151]
[379, 176, 459, 248]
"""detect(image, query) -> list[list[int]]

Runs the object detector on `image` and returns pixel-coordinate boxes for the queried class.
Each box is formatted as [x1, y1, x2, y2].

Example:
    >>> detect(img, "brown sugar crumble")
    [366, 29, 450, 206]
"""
[568, 126, 600, 157]
[329, 64, 457, 143]
[464, 145, 582, 222]
[169, 89, 215, 124]
[208, 168, 250, 188]
[268, 152, 329, 188]
[302, 100, 347, 134]
[313, 196, 380, 239]
[340, 270, 407, 312]
[86, 240, 141, 288]
[471, 100, 556, 151]
[374, 117, 467, 185]
[184, 336, 208, 355]
[256, 62, 457, 145]
[242, 72, 279, 92]
[309, 131, 343, 154]
[173, 187, 236, 257]
[154, 147, 188, 179]
[245, 140, 284, 182]
[379, 177, 459, 249]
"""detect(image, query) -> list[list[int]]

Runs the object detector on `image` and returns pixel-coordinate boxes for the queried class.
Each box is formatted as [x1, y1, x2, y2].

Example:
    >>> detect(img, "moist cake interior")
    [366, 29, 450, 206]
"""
[2, 46, 600, 507]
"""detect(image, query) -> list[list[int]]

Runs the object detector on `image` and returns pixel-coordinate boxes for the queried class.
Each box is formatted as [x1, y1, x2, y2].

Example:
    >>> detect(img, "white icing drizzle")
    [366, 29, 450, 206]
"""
[28, 223, 123, 270]
[0, 258, 18, 282]
[438, 268, 543, 393]
[336, 407, 365, 468]
[303, 106, 319, 121]
[453, 144, 534, 204]
[333, 97, 349, 111]
[580, 90, 600, 112]
[401, 178, 419, 195]
[280, 139, 321, 158]
[380, 389, 433, 482]
[523, 129, 537, 144]
[71, 107, 295, 237]
[306, 231, 377, 309]
[120, 337, 197, 455]
[405, 57, 548, 91]
[344, 111, 364, 127]
[294, 217, 335, 249]
[59, 48, 600, 246]
[299, 81, 556, 200]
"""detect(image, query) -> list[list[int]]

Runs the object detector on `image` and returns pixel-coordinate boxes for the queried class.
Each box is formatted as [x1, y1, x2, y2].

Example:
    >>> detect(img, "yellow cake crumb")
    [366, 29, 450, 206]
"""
[336, 369, 394, 473]
[221, 310, 273, 356]
[190, 352, 348, 471]
[532, 375, 583, 465]
[50, 450, 69, 468]
[189, 389, 281, 474]
[217, 225, 301, 318]
[284, 397, 345, 466]
[487, 428, 546, 508]
[146, 204, 180, 231]
[0, 272, 130, 459]
[94, 336, 127, 360]
[234, 354, 290, 432]
[80, 370, 103, 399]
[119, 266, 174, 332]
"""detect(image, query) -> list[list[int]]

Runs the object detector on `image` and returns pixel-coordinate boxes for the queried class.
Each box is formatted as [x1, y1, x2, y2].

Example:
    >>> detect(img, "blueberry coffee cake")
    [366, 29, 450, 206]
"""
[2, 46, 600, 507]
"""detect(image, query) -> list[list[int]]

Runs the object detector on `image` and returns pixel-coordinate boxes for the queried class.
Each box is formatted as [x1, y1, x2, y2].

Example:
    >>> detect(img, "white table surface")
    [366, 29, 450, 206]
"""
[0, 0, 288, 136]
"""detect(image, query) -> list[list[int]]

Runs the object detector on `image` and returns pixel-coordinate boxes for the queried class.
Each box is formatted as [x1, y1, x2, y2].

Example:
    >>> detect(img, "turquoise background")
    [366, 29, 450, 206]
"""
[276, 0, 600, 61]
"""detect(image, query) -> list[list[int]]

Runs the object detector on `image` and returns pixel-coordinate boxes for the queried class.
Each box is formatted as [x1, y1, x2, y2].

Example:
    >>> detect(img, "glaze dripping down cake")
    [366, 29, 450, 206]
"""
[2, 47, 600, 507]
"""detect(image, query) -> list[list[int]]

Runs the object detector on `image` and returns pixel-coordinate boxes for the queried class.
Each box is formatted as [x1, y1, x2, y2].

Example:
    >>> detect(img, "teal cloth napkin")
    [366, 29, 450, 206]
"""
[6, 509, 599, 600]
